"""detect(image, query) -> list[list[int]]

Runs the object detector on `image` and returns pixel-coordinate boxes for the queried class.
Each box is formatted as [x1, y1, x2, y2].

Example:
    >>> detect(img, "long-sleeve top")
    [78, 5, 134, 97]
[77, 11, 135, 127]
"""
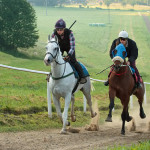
[51, 29, 75, 57]
[110, 38, 138, 63]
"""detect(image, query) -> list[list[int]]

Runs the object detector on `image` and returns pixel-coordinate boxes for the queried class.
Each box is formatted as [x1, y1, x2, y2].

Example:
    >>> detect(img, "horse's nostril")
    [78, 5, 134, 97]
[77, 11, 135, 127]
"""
[48, 58, 50, 62]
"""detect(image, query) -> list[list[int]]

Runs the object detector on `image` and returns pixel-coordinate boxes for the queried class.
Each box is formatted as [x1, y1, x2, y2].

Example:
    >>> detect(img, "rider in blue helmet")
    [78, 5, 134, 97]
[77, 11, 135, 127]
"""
[104, 30, 142, 88]
[51, 19, 86, 84]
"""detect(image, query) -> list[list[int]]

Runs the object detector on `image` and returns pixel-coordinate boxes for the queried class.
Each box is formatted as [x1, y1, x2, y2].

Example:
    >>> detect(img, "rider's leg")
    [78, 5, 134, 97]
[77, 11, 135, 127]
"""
[130, 61, 142, 88]
[70, 52, 87, 84]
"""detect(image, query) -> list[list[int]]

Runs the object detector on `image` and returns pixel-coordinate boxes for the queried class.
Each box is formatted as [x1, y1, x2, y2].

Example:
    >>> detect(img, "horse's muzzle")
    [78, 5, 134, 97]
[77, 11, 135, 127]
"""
[44, 59, 50, 66]
[114, 65, 121, 72]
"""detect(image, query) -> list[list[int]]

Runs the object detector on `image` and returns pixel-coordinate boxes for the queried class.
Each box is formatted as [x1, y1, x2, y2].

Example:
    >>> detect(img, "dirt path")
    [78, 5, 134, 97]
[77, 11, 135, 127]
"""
[0, 122, 149, 150]
[0, 100, 150, 150]
[142, 15, 150, 32]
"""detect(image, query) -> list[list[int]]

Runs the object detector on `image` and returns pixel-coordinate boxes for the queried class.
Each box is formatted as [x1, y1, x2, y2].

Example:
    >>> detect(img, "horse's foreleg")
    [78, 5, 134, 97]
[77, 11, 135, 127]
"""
[121, 99, 132, 135]
[121, 112, 126, 135]
[71, 94, 76, 122]
[61, 94, 72, 134]
[105, 98, 114, 122]
[106, 89, 115, 122]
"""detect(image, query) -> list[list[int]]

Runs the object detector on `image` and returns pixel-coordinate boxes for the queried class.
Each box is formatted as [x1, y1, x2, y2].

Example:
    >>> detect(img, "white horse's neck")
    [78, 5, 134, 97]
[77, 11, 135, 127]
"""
[51, 50, 66, 77]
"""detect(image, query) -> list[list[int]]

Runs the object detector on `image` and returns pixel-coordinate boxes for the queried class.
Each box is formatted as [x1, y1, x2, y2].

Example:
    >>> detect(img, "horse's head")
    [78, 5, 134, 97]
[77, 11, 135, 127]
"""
[112, 43, 127, 72]
[44, 36, 60, 66]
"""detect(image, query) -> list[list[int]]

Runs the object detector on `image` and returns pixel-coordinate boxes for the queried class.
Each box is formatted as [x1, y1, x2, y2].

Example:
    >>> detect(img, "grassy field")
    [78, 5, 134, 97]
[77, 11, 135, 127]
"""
[0, 6, 150, 133]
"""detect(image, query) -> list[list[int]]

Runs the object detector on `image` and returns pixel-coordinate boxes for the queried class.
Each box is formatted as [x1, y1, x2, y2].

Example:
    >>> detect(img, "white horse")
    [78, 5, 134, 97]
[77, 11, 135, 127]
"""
[44, 36, 96, 134]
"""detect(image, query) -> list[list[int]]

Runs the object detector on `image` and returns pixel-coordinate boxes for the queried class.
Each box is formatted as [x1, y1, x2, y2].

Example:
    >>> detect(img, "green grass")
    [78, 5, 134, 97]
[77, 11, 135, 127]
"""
[108, 140, 150, 150]
[0, 7, 150, 134]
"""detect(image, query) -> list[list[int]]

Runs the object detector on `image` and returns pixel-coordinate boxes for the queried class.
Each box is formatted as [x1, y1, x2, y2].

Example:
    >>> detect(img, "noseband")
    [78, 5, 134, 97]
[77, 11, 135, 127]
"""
[112, 62, 128, 76]
[45, 41, 59, 59]
[45, 41, 65, 65]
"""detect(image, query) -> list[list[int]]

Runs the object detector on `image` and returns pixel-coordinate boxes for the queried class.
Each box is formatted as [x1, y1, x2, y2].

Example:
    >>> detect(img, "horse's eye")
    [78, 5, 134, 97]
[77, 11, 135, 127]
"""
[55, 47, 58, 51]
[114, 49, 117, 55]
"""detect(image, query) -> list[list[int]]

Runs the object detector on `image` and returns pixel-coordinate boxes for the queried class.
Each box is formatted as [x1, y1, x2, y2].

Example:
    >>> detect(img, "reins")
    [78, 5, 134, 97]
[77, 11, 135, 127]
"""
[46, 41, 66, 65]
[46, 40, 74, 80]
[112, 64, 129, 76]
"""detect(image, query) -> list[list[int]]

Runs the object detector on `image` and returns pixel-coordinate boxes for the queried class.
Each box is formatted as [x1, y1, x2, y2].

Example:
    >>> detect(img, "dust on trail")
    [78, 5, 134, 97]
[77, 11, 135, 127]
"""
[0, 100, 150, 150]
[85, 100, 100, 131]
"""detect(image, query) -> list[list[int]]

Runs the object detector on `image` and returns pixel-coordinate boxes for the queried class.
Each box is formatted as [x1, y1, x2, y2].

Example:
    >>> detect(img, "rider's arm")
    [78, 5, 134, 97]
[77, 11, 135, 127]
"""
[68, 31, 75, 57]
[128, 40, 138, 63]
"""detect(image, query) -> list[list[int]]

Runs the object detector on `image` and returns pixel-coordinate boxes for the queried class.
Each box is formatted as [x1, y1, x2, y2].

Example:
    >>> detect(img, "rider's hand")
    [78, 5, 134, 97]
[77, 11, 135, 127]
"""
[63, 55, 70, 61]
[127, 61, 130, 66]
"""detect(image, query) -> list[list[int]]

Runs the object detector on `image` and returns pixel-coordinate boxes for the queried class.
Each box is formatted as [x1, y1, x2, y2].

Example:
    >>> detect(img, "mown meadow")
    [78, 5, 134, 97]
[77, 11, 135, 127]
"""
[0, 6, 150, 138]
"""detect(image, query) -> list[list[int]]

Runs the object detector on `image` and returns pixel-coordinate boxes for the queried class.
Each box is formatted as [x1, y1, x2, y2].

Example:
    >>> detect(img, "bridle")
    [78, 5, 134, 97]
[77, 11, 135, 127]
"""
[45, 40, 74, 80]
[45, 41, 65, 65]
[112, 61, 129, 76]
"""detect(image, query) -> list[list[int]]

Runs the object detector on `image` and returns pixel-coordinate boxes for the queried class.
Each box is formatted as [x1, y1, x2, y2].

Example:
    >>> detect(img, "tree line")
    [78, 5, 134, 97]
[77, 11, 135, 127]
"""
[27, 0, 150, 6]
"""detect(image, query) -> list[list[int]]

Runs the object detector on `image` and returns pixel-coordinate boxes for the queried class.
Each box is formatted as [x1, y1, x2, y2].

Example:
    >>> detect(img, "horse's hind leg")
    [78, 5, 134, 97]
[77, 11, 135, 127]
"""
[136, 90, 146, 119]
[53, 95, 62, 122]
[135, 86, 146, 118]
[138, 98, 146, 118]
[81, 79, 97, 118]
[71, 94, 76, 122]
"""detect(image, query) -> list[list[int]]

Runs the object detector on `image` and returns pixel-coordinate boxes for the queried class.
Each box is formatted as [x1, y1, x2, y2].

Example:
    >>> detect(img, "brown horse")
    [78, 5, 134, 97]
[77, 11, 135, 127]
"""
[105, 43, 146, 135]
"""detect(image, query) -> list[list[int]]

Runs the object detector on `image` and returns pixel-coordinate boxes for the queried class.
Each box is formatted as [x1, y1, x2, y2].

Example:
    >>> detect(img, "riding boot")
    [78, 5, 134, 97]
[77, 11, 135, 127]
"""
[130, 61, 142, 88]
[104, 80, 109, 86]
[74, 62, 87, 84]
[104, 69, 113, 86]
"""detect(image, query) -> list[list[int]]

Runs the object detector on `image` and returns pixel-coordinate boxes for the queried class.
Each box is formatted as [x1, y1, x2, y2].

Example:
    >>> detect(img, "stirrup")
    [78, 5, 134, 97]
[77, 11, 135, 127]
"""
[104, 80, 109, 86]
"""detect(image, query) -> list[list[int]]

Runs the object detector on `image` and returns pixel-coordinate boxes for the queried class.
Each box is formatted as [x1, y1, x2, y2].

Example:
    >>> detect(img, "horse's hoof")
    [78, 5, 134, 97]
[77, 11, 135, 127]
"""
[91, 112, 97, 118]
[71, 116, 76, 122]
[105, 116, 112, 122]
[121, 130, 125, 135]
[140, 113, 146, 119]
[60, 129, 67, 134]
[126, 116, 132, 122]
[67, 121, 70, 126]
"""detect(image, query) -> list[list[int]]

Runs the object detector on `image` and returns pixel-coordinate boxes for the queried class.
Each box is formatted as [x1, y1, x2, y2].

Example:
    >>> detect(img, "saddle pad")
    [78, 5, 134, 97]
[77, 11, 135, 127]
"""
[70, 62, 90, 79]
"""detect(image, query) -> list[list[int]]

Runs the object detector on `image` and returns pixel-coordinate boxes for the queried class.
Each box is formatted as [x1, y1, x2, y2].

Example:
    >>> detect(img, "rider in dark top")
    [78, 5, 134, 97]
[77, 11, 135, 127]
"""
[51, 19, 86, 84]
[104, 30, 142, 88]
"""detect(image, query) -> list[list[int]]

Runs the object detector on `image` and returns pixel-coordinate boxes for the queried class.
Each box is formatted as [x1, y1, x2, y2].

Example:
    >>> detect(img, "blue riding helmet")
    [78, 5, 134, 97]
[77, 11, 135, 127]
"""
[112, 43, 127, 60]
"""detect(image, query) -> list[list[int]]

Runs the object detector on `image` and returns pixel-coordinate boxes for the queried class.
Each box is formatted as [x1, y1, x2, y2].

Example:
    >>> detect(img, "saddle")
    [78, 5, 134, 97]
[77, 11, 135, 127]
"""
[69, 62, 89, 79]
[69, 61, 89, 94]
[129, 66, 143, 93]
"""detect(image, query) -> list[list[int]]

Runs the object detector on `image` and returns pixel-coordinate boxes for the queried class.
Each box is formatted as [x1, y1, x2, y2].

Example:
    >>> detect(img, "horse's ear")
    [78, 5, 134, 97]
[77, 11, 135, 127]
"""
[54, 35, 58, 43]
[48, 34, 51, 42]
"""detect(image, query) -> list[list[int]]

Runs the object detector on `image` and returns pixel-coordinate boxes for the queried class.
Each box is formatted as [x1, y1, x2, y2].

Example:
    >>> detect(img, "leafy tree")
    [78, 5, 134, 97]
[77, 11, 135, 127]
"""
[130, 0, 136, 7]
[0, 0, 39, 49]
[103, 0, 111, 7]
[103, 0, 111, 24]
[121, 1, 127, 7]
